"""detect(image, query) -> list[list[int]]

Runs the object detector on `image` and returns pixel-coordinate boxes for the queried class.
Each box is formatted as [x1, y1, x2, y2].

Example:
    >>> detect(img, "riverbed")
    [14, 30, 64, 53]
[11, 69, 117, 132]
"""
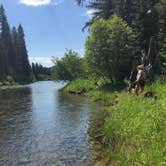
[0, 81, 102, 166]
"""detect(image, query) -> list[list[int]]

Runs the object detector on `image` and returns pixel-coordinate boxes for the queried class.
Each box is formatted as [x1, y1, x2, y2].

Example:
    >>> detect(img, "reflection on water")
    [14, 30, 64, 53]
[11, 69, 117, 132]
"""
[0, 81, 102, 166]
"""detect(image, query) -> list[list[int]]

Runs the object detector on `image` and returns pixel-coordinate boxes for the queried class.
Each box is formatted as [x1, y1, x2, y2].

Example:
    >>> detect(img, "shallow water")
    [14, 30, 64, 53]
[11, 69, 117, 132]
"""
[0, 81, 101, 166]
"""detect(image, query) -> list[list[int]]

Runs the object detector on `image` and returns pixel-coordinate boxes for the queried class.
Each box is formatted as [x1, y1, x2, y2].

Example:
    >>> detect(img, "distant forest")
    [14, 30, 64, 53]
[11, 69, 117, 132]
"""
[0, 5, 51, 84]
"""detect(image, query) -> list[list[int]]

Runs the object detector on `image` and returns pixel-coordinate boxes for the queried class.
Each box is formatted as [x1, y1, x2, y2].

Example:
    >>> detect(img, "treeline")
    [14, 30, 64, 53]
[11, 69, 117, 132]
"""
[51, 49, 86, 81]
[0, 5, 31, 83]
[52, 0, 166, 83]
[32, 63, 51, 81]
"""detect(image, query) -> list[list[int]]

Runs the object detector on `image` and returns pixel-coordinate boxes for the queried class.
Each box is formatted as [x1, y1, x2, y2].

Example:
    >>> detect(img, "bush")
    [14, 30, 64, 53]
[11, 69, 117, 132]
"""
[85, 15, 139, 83]
[52, 49, 86, 81]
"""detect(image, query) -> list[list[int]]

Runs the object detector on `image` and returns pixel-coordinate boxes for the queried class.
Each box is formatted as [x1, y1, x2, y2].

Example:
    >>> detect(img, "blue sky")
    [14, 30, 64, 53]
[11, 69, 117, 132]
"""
[0, 0, 93, 66]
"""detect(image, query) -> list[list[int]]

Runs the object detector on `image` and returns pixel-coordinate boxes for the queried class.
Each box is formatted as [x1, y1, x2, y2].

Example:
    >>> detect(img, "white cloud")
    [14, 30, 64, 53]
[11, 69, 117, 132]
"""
[85, 9, 96, 18]
[19, 0, 62, 6]
[29, 57, 53, 67]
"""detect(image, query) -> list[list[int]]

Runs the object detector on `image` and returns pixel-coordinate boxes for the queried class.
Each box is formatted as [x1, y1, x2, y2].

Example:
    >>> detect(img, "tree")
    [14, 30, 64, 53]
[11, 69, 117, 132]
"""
[31, 62, 51, 81]
[0, 5, 32, 83]
[82, 0, 113, 30]
[156, 0, 166, 67]
[85, 15, 139, 83]
[15, 24, 32, 83]
[0, 5, 15, 77]
[52, 50, 85, 81]
[0, 37, 7, 80]
[11, 26, 19, 77]
[77, 0, 159, 53]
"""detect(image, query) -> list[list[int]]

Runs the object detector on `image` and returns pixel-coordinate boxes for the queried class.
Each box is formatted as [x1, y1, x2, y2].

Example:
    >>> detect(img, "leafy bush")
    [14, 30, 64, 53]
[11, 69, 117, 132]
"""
[52, 49, 86, 81]
[85, 15, 139, 83]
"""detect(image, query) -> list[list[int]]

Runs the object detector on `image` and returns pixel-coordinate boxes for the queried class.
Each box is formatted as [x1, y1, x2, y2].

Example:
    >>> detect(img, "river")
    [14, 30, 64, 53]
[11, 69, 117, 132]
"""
[0, 81, 102, 166]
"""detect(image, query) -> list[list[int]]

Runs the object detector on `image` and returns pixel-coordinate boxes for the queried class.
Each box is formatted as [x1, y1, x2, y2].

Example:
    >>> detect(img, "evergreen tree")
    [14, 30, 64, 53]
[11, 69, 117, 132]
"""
[11, 26, 19, 78]
[156, 0, 166, 67]
[31, 62, 51, 81]
[16, 24, 32, 83]
[0, 37, 7, 80]
[0, 5, 13, 76]
[79, 0, 159, 52]
[0, 5, 37, 83]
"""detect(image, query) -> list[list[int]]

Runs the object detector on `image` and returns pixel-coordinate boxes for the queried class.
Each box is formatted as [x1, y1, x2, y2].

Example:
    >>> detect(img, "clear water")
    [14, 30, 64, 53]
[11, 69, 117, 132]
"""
[0, 81, 101, 166]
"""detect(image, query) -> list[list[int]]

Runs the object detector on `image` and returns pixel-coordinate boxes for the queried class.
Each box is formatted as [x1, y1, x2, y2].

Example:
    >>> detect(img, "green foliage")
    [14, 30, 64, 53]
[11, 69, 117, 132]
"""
[62, 78, 123, 105]
[0, 5, 32, 84]
[52, 49, 86, 81]
[156, 0, 166, 67]
[62, 79, 98, 93]
[32, 62, 51, 81]
[63, 78, 166, 164]
[159, 38, 166, 67]
[88, 90, 117, 106]
[85, 15, 139, 83]
[0, 5, 14, 77]
[104, 82, 166, 165]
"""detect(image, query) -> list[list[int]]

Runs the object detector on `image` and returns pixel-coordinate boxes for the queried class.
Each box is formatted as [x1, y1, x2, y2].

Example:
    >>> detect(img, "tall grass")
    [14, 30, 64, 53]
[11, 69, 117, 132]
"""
[61, 79, 98, 93]
[62, 79, 166, 165]
[105, 82, 166, 165]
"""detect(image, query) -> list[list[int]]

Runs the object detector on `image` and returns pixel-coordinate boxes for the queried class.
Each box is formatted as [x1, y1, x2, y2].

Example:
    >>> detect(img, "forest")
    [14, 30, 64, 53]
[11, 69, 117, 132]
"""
[52, 0, 166, 82]
[0, 5, 31, 84]
[0, 5, 51, 85]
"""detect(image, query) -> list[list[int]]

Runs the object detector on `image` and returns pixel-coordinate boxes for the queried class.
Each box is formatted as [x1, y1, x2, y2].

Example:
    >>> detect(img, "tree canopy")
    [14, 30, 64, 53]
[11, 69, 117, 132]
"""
[85, 15, 139, 83]
[51, 50, 85, 81]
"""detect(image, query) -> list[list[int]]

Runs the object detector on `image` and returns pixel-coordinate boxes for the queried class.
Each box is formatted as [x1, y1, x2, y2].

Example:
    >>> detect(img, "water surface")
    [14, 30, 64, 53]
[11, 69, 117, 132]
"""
[0, 81, 101, 166]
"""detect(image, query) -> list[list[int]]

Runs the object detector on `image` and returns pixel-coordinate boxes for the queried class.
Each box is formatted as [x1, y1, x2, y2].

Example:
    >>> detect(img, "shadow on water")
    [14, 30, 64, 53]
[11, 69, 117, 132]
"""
[0, 81, 103, 166]
[0, 87, 32, 165]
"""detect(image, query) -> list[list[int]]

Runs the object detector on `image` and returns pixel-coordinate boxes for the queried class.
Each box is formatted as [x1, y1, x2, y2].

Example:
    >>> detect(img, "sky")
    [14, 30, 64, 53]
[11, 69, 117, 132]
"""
[0, 0, 93, 67]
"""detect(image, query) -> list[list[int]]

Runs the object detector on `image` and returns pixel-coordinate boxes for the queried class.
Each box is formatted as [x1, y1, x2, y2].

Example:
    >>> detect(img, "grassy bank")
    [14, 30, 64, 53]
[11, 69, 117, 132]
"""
[62, 79, 166, 165]
[0, 81, 19, 87]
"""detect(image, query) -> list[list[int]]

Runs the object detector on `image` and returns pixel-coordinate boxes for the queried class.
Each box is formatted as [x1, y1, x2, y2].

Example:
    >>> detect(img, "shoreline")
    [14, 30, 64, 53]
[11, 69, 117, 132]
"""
[62, 78, 166, 165]
[0, 80, 54, 90]
[0, 84, 29, 90]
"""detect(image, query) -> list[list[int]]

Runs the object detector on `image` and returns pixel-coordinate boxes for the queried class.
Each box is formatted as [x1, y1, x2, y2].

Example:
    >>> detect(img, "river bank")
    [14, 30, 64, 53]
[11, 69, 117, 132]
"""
[62, 79, 166, 165]
[0, 81, 20, 89]
[0, 79, 52, 90]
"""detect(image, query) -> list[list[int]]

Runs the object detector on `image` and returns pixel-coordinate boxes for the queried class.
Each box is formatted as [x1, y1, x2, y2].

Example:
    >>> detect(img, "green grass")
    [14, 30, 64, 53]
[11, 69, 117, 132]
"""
[61, 78, 98, 93]
[0, 81, 19, 87]
[105, 82, 166, 165]
[62, 78, 124, 103]
[62, 79, 166, 165]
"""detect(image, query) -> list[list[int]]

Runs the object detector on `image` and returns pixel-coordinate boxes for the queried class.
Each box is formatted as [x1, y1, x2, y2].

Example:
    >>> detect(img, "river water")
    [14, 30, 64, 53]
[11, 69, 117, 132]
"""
[0, 81, 102, 166]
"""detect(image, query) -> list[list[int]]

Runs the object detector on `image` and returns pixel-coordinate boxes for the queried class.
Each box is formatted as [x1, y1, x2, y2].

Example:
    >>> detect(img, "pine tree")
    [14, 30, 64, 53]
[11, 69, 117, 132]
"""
[16, 24, 32, 83]
[78, 0, 159, 54]
[0, 5, 16, 77]
[11, 26, 19, 78]
[0, 36, 7, 80]
[0, 5, 32, 83]
[0, 5, 9, 77]
[156, 0, 166, 67]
